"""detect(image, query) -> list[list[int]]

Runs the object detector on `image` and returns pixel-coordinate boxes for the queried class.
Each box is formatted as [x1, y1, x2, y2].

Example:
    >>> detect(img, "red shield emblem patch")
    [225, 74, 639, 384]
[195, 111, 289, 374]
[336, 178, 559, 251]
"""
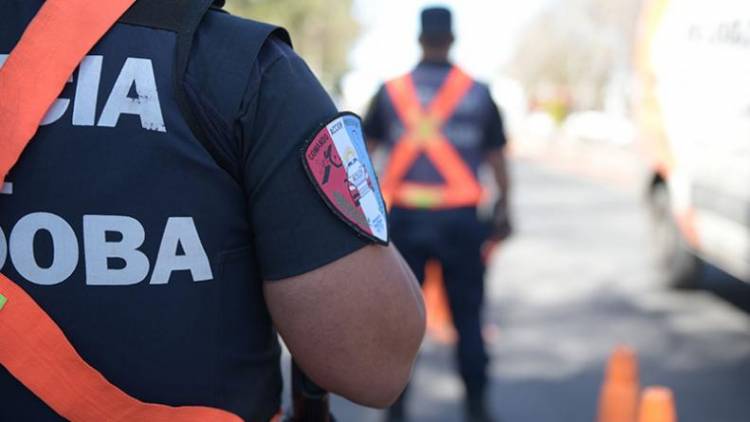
[302, 113, 389, 245]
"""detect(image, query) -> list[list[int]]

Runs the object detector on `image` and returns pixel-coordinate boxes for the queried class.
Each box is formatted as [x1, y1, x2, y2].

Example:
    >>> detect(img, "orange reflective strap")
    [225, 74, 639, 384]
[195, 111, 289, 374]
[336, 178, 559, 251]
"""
[0, 0, 130, 181]
[382, 67, 483, 209]
[422, 70, 483, 206]
[269, 412, 283, 422]
[0, 1, 242, 421]
[428, 67, 474, 123]
[0, 273, 241, 422]
[380, 138, 421, 206]
[381, 75, 423, 205]
[423, 139, 483, 205]
[385, 74, 423, 127]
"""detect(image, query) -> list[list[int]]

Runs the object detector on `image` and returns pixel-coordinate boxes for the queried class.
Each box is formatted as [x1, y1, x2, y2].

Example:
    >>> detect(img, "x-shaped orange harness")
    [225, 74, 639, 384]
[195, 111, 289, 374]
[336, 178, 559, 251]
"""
[382, 67, 483, 209]
[0, 1, 242, 420]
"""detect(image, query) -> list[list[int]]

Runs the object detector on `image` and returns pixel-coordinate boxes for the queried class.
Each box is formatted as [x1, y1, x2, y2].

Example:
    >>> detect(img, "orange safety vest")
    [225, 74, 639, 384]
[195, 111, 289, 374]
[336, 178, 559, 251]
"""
[382, 67, 484, 210]
[0, 1, 262, 421]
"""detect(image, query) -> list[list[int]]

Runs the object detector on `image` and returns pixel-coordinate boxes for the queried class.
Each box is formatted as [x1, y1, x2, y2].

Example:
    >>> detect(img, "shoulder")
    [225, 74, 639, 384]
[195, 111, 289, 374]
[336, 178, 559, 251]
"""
[373, 82, 389, 101]
[200, 9, 287, 45]
[385, 71, 413, 86]
[474, 79, 491, 93]
[190, 9, 290, 82]
[453, 66, 487, 91]
[380, 72, 413, 100]
[185, 10, 292, 121]
[467, 76, 494, 105]
[464, 72, 490, 95]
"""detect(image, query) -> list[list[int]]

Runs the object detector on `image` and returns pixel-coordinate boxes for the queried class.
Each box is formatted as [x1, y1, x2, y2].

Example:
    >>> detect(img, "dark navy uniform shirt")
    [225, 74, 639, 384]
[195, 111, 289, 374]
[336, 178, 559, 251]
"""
[364, 61, 506, 185]
[0, 2, 367, 420]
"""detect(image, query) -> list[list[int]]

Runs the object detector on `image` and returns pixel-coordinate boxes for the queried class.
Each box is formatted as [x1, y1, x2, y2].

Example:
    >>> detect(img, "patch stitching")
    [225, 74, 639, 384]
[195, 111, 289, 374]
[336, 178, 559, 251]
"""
[301, 112, 390, 245]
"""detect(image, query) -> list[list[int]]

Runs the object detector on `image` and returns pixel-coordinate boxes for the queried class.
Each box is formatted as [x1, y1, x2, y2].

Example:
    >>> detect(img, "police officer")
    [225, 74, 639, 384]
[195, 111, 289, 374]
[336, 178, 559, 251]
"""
[0, 0, 425, 420]
[364, 7, 511, 422]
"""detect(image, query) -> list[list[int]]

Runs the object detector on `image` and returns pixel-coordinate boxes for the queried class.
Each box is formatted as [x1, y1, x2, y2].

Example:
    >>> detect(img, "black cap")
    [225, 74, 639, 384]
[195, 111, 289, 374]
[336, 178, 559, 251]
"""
[420, 7, 453, 40]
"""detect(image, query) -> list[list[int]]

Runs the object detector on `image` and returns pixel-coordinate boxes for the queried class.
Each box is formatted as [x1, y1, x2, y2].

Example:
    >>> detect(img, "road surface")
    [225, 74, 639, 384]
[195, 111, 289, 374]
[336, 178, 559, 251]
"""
[304, 157, 750, 422]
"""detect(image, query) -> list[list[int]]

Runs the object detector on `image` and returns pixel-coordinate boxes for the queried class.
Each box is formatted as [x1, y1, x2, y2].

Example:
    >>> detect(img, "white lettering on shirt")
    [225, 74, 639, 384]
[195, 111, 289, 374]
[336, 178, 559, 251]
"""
[0, 54, 166, 132]
[98, 58, 166, 132]
[9, 213, 80, 286]
[83, 215, 150, 286]
[150, 217, 214, 285]
[0, 213, 214, 286]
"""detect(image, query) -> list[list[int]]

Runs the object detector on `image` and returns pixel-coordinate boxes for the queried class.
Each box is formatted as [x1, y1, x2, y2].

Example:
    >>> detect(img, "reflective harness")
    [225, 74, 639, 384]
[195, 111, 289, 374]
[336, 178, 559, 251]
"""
[382, 67, 484, 210]
[0, 1, 243, 420]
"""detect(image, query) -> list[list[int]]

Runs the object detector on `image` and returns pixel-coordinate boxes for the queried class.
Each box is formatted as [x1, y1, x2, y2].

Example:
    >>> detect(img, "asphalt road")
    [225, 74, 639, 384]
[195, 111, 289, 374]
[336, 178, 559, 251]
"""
[316, 158, 750, 422]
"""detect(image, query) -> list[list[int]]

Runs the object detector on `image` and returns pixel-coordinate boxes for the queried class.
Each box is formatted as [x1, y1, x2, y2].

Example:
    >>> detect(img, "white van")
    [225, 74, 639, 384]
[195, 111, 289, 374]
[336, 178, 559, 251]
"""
[635, 0, 750, 286]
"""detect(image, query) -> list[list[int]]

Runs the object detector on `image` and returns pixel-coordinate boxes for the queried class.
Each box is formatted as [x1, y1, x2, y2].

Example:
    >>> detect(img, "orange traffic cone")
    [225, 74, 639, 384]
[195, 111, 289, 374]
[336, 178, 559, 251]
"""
[597, 346, 640, 422]
[638, 387, 677, 422]
[422, 260, 456, 344]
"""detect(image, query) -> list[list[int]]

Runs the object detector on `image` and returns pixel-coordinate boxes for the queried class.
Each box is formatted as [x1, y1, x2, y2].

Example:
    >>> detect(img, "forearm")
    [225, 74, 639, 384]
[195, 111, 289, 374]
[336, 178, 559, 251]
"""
[488, 149, 510, 208]
[264, 244, 425, 408]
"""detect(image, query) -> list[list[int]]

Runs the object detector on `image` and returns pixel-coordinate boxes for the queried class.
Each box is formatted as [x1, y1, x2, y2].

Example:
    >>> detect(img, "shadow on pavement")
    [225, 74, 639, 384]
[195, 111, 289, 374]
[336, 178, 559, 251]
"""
[468, 284, 750, 422]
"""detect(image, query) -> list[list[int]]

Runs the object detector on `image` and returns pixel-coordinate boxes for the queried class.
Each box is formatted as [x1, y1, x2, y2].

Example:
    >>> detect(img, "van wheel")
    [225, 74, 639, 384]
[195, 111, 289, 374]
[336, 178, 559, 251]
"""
[649, 183, 702, 289]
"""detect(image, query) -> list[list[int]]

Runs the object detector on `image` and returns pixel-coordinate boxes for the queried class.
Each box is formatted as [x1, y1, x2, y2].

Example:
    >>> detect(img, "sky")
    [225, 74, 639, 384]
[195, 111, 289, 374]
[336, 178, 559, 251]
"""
[342, 0, 554, 110]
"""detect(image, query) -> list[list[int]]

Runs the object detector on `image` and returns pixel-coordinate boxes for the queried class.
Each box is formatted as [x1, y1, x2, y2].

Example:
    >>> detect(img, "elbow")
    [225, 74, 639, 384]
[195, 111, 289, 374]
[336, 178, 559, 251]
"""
[327, 340, 422, 409]
[335, 312, 426, 407]
[280, 244, 427, 409]
[313, 301, 426, 409]
[346, 360, 416, 408]
[351, 272, 426, 407]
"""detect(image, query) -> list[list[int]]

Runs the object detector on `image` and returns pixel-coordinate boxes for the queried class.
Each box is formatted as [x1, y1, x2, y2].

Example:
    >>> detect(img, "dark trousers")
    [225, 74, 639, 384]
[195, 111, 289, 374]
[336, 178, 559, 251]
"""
[390, 206, 489, 401]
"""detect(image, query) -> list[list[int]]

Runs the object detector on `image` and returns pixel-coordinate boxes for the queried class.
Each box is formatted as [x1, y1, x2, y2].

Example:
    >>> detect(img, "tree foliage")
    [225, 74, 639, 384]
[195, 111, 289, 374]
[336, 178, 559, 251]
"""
[225, 0, 358, 93]
[509, 0, 643, 111]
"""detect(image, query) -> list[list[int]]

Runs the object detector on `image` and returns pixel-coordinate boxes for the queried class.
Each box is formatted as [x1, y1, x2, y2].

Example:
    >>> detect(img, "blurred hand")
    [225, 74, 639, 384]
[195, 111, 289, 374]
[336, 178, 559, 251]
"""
[491, 200, 513, 241]
[481, 200, 513, 264]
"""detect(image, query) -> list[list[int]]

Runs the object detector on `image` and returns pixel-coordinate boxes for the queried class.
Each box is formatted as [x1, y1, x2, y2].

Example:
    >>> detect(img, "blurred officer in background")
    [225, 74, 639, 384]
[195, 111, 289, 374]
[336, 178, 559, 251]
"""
[0, 0, 425, 420]
[364, 6, 512, 422]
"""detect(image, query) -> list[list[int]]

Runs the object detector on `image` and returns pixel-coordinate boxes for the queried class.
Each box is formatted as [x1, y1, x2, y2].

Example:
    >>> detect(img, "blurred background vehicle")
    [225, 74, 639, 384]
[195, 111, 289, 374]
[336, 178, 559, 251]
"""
[635, 0, 750, 289]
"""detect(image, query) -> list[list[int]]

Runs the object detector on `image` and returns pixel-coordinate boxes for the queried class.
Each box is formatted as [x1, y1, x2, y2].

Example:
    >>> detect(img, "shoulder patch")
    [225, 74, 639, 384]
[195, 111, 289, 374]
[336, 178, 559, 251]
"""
[302, 113, 389, 245]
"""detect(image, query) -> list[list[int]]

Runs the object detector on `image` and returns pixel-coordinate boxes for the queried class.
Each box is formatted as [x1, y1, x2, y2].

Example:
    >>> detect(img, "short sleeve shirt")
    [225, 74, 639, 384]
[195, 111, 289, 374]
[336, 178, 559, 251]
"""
[186, 16, 371, 281]
[241, 38, 371, 280]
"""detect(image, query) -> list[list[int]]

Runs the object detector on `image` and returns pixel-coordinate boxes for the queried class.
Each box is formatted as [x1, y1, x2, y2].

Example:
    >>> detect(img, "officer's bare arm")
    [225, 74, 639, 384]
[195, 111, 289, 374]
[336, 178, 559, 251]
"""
[263, 244, 426, 408]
